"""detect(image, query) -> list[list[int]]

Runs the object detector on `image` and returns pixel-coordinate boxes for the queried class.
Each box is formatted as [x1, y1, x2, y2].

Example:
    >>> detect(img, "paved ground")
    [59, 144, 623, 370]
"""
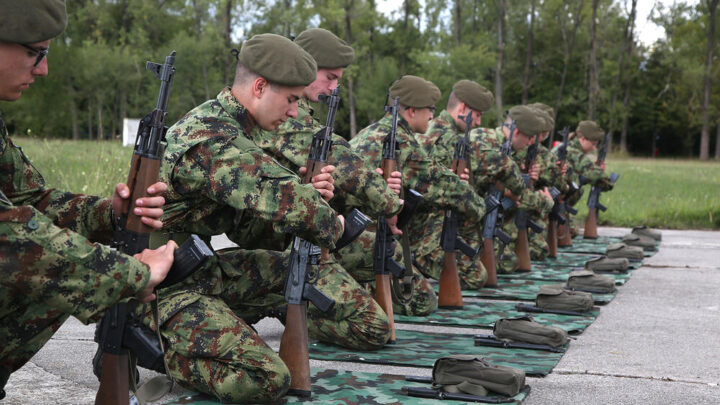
[3, 227, 719, 404]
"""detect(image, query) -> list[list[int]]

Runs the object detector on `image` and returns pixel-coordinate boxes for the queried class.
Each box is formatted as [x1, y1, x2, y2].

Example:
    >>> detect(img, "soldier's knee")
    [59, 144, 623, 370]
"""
[214, 361, 290, 403]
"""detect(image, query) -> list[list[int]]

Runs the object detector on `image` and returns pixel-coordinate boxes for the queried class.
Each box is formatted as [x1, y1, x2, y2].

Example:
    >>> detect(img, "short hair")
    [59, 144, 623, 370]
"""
[233, 62, 282, 90]
[446, 92, 461, 110]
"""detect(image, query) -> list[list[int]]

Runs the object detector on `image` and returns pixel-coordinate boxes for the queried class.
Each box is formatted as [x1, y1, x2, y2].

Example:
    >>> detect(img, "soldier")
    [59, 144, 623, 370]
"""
[350, 75, 488, 289]
[0, 0, 172, 399]
[249, 28, 437, 316]
[414, 79, 495, 287]
[555, 120, 614, 234]
[483, 106, 554, 273]
[143, 34, 391, 403]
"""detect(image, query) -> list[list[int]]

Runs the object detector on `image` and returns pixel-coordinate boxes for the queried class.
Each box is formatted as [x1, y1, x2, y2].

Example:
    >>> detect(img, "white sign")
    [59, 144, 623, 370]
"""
[122, 118, 141, 147]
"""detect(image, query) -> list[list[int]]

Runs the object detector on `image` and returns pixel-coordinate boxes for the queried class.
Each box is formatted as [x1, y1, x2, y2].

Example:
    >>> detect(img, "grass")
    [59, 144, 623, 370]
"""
[12, 137, 720, 229]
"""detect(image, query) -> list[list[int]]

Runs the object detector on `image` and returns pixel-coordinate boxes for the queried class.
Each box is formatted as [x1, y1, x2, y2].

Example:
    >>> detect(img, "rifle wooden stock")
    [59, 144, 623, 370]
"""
[381, 159, 397, 181]
[514, 228, 531, 271]
[279, 303, 311, 397]
[584, 207, 599, 239]
[95, 353, 130, 405]
[375, 273, 396, 343]
[557, 222, 573, 247]
[122, 155, 161, 233]
[547, 218, 558, 258]
[480, 238, 498, 287]
[302, 157, 326, 184]
[438, 250, 463, 308]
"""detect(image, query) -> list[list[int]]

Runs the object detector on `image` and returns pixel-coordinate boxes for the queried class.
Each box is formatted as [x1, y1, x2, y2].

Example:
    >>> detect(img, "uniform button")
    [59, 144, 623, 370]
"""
[27, 219, 39, 230]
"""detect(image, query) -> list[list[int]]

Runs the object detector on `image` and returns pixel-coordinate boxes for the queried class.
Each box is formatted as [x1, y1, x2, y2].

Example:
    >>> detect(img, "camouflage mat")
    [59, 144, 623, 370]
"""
[532, 252, 603, 268]
[309, 329, 565, 376]
[165, 368, 530, 404]
[572, 235, 621, 244]
[499, 265, 631, 285]
[449, 279, 615, 305]
[395, 300, 598, 334]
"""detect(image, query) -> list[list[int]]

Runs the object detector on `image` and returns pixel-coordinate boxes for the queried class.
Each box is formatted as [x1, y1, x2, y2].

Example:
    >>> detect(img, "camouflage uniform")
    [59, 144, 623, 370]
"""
[482, 127, 553, 272]
[553, 137, 613, 230]
[0, 117, 149, 386]
[350, 114, 487, 289]
[253, 100, 437, 316]
[147, 89, 390, 403]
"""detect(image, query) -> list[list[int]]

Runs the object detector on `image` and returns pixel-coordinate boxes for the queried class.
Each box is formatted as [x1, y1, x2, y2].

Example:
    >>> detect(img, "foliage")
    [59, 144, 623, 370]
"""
[0, 0, 718, 157]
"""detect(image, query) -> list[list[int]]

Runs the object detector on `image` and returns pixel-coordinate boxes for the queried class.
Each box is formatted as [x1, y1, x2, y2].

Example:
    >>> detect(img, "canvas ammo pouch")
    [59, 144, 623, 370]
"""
[622, 233, 656, 251]
[632, 225, 661, 241]
[606, 242, 644, 260]
[432, 355, 525, 397]
[566, 270, 615, 293]
[493, 316, 568, 348]
[585, 256, 629, 272]
[536, 285, 593, 312]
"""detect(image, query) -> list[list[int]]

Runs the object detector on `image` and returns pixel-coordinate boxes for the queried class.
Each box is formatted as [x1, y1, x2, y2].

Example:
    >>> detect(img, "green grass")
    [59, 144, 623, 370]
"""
[573, 156, 720, 229]
[13, 138, 720, 229]
[13, 137, 134, 198]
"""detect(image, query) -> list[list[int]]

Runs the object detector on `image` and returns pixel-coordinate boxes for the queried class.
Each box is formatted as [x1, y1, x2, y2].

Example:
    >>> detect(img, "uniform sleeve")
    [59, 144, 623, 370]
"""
[172, 138, 343, 249]
[0, 205, 149, 324]
[577, 154, 612, 190]
[472, 145, 526, 197]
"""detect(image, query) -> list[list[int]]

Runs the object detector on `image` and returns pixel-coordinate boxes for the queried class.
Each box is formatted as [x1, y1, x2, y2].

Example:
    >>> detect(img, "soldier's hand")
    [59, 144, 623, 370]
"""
[459, 168, 471, 182]
[113, 182, 167, 230]
[559, 161, 568, 176]
[386, 214, 402, 235]
[599, 162, 606, 171]
[300, 165, 335, 202]
[375, 168, 403, 194]
[135, 241, 178, 303]
[539, 187, 553, 202]
[529, 163, 540, 182]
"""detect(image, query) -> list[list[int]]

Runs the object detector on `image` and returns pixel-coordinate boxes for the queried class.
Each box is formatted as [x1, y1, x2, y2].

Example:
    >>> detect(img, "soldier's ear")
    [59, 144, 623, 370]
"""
[252, 77, 269, 98]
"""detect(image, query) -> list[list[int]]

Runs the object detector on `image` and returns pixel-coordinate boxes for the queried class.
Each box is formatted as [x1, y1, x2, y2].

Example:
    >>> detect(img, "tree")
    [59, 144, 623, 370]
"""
[700, 0, 718, 160]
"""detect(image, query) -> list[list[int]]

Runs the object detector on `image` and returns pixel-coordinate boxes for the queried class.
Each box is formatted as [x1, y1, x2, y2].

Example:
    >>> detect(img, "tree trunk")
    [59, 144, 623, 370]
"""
[550, 0, 584, 145]
[223, 0, 233, 86]
[67, 76, 79, 140]
[587, 0, 600, 121]
[454, 0, 462, 46]
[344, 0, 357, 138]
[97, 101, 104, 141]
[699, 0, 718, 160]
[495, 0, 505, 126]
[521, 0, 536, 104]
[608, 0, 637, 152]
[88, 100, 94, 140]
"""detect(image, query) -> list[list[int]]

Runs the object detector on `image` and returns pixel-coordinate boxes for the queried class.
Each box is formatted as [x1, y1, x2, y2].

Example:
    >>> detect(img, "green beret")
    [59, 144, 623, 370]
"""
[239, 33, 317, 87]
[0, 0, 67, 43]
[576, 120, 605, 141]
[389, 75, 441, 108]
[452, 80, 494, 112]
[529, 102, 554, 118]
[508, 105, 545, 136]
[294, 28, 355, 69]
[531, 107, 554, 132]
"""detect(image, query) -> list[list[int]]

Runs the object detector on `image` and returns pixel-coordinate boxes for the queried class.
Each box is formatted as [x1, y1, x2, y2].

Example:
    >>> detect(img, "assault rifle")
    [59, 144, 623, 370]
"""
[583, 132, 619, 239]
[514, 133, 544, 272]
[480, 122, 515, 284]
[96, 52, 213, 405]
[280, 87, 369, 397]
[547, 126, 571, 256]
[438, 113, 479, 308]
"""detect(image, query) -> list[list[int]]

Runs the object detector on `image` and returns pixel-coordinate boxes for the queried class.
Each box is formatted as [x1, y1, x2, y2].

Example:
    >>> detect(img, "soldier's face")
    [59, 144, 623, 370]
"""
[407, 106, 435, 133]
[457, 106, 482, 131]
[0, 40, 50, 101]
[512, 131, 532, 151]
[579, 136, 598, 153]
[303, 67, 344, 102]
[255, 82, 305, 130]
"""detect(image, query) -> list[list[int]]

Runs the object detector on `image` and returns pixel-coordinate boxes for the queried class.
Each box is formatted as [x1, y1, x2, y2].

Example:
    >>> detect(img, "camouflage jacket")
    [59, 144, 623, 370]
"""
[515, 143, 566, 192]
[158, 88, 343, 252]
[559, 138, 612, 190]
[349, 114, 485, 226]
[0, 115, 149, 323]
[251, 99, 402, 218]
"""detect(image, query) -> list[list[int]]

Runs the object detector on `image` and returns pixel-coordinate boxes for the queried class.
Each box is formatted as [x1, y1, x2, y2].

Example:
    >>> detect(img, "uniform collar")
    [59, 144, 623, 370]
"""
[216, 87, 258, 135]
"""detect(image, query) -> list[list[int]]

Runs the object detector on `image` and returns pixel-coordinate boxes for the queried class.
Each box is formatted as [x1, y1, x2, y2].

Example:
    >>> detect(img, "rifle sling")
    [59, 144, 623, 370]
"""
[392, 232, 415, 304]
[132, 295, 174, 404]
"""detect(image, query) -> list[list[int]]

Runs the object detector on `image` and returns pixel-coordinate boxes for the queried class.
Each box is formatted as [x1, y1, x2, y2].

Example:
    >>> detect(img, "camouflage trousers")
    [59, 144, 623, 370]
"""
[336, 230, 438, 316]
[140, 248, 390, 403]
[410, 213, 487, 289]
[529, 217, 549, 261]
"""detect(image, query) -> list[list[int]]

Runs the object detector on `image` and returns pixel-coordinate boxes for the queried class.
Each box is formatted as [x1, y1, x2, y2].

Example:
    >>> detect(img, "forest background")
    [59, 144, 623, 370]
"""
[2, 0, 720, 159]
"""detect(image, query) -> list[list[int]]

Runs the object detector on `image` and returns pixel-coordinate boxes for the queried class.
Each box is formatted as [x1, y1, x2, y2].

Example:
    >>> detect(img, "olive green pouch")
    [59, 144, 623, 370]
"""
[566, 270, 616, 293]
[632, 225, 662, 241]
[536, 284, 594, 313]
[432, 355, 526, 397]
[585, 256, 629, 272]
[622, 233, 657, 251]
[493, 316, 569, 348]
[606, 242, 644, 261]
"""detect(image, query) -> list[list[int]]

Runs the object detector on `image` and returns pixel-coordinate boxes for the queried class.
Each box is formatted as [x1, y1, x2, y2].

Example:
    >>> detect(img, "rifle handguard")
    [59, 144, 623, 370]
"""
[330, 208, 371, 252]
[156, 235, 213, 290]
[396, 189, 423, 230]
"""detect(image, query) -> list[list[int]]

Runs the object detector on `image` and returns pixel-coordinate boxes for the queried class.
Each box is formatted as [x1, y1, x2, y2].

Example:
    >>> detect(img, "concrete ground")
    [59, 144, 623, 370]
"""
[3, 227, 719, 404]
